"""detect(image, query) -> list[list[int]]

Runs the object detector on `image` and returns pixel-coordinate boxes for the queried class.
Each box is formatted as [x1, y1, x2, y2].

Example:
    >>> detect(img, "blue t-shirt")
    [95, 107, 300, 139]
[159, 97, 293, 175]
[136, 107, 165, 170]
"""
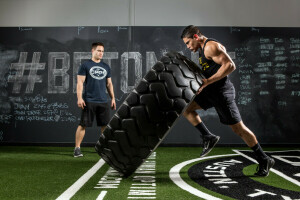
[78, 59, 111, 103]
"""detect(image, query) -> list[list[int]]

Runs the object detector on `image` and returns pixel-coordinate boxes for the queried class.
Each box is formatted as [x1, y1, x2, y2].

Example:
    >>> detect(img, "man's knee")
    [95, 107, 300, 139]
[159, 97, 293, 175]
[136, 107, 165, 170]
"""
[183, 107, 195, 118]
[184, 101, 201, 115]
[230, 121, 245, 136]
[230, 121, 254, 137]
[183, 109, 190, 117]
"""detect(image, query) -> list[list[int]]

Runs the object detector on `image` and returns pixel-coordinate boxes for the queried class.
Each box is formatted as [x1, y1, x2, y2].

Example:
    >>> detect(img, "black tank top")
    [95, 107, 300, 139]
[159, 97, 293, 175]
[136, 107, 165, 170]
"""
[199, 38, 232, 89]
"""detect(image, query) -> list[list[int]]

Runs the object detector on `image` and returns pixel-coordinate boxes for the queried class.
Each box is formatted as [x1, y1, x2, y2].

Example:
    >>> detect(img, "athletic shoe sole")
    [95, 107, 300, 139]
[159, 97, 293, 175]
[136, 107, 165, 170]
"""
[200, 136, 220, 158]
[255, 158, 275, 177]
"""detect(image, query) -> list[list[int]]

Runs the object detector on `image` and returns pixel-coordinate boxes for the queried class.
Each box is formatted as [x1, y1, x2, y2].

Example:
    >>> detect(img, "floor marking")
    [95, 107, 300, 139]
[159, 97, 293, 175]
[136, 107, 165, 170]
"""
[264, 150, 300, 153]
[169, 154, 237, 200]
[96, 191, 107, 200]
[56, 159, 106, 200]
[272, 155, 300, 166]
[233, 149, 300, 187]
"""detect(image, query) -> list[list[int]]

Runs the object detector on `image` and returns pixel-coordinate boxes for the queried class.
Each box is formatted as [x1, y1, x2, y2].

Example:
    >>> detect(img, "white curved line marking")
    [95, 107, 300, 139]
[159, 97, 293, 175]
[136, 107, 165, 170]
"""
[169, 154, 237, 200]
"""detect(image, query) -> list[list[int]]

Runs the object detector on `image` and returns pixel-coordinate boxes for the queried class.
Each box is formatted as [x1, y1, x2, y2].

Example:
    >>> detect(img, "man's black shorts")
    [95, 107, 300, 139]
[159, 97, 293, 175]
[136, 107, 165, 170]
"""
[194, 85, 242, 125]
[79, 102, 110, 127]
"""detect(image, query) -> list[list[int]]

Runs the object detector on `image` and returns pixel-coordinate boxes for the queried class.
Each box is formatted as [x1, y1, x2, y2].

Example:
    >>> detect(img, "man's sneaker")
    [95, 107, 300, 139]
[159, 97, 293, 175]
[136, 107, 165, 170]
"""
[254, 156, 275, 177]
[200, 135, 220, 157]
[74, 147, 83, 157]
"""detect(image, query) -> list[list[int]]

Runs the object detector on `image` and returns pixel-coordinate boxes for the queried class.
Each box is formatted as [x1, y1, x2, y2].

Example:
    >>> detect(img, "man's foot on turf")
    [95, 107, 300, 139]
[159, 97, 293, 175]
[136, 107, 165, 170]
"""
[254, 156, 275, 177]
[200, 135, 220, 157]
[74, 147, 83, 157]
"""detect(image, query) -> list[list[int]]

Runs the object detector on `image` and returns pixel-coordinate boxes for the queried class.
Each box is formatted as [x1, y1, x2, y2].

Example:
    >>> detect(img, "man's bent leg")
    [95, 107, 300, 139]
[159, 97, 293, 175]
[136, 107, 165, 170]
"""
[183, 101, 220, 157]
[101, 126, 106, 135]
[183, 101, 203, 125]
[229, 121, 257, 147]
[230, 121, 275, 176]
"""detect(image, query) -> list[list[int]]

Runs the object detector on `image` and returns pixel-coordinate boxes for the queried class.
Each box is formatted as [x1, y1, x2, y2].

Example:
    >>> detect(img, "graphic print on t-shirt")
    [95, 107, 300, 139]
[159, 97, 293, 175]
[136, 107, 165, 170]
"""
[89, 66, 107, 80]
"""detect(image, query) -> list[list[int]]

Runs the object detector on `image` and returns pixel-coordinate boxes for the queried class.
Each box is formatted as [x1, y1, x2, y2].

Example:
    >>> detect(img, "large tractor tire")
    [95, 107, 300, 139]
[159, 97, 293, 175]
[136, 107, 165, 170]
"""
[95, 51, 205, 177]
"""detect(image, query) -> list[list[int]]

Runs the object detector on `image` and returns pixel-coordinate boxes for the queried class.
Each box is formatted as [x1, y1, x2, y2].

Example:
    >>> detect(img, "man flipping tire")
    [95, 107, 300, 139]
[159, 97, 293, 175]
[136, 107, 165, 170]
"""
[181, 25, 275, 177]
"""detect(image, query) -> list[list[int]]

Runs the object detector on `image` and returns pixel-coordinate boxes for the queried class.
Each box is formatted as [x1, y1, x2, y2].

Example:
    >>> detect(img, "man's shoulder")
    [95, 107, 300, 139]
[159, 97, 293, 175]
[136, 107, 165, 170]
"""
[100, 61, 109, 67]
[205, 40, 219, 49]
[100, 61, 110, 70]
[203, 42, 217, 57]
[204, 40, 224, 57]
[206, 39, 224, 49]
[80, 60, 92, 68]
[83, 59, 93, 65]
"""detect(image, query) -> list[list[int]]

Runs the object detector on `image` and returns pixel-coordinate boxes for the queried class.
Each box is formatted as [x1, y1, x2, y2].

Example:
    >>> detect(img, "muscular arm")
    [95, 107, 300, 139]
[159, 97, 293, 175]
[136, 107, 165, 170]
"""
[106, 77, 116, 110]
[205, 41, 236, 85]
[77, 75, 86, 109]
[197, 41, 236, 94]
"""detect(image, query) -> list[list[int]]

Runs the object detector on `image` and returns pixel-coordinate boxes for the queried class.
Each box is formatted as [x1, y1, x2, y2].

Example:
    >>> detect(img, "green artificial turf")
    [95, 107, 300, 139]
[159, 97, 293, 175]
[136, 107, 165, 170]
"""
[243, 164, 300, 192]
[0, 146, 299, 200]
[0, 146, 99, 200]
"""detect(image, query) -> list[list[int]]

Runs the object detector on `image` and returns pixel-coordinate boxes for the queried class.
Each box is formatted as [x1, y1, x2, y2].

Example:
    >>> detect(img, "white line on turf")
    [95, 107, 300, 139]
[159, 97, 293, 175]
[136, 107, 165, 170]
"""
[56, 159, 106, 200]
[169, 154, 237, 200]
[96, 191, 107, 200]
[232, 149, 300, 187]
[264, 150, 300, 153]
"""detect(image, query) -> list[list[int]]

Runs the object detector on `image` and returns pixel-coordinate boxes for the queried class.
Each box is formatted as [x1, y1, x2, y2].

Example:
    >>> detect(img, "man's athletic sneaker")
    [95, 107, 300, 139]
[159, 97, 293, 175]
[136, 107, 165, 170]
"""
[200, 135, 220, 157]
[255, 156, 275, 177]
[74, 147, 83, 157]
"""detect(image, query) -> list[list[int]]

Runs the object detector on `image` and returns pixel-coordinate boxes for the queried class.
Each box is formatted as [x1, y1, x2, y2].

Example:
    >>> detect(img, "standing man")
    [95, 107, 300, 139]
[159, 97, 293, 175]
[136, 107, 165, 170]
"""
[181, 25, 275, 176]
[74, 42, 116, 157]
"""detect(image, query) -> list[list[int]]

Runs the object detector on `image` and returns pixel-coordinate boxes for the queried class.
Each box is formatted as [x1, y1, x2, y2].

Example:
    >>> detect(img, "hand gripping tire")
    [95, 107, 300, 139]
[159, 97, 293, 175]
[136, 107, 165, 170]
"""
[95, 51, 205, 177]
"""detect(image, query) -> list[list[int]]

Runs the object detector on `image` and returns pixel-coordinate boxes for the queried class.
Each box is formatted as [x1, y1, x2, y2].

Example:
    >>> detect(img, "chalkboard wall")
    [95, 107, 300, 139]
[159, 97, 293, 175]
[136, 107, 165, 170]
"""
[0, 26, 299, 145]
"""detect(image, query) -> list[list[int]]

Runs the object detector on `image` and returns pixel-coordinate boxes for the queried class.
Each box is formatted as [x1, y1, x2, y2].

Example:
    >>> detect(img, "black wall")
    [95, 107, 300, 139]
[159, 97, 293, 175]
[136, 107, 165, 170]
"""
[0, 26, 299, 144]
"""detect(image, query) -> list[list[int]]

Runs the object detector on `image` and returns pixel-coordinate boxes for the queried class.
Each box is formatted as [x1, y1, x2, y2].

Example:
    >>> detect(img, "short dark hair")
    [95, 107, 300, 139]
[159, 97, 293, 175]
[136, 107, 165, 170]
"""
[92, 42, 104, 49]
[181, 25, 202, 39]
